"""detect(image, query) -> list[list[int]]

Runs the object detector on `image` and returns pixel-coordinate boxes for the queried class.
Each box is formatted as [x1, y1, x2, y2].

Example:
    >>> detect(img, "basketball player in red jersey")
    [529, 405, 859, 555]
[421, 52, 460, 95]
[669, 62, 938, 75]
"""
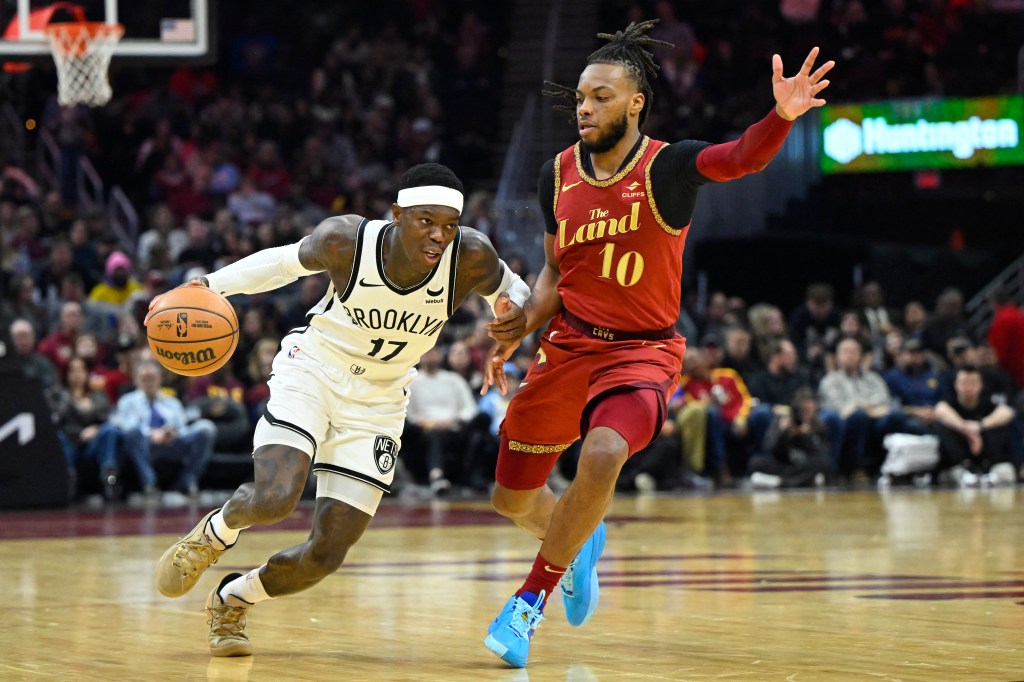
[483, 21, 834, 667]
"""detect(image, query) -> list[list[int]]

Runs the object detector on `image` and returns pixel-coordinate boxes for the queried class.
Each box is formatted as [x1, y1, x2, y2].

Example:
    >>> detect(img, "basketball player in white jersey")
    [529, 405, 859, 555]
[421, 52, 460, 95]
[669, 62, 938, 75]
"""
[149, 163, 529, 656]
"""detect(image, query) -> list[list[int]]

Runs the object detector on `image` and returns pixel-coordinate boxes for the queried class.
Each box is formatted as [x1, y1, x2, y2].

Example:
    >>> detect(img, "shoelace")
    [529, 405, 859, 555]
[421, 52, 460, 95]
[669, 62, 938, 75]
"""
[208, 603, 248, 638]
[172, 538, 218, 577]
[507, 590, 546, 639]
[561, 558, 578, 596]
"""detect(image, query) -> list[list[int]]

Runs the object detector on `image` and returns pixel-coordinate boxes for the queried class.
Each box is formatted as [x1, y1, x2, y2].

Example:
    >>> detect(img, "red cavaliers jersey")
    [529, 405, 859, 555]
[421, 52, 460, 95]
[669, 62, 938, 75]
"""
[553, 137, 686, 332]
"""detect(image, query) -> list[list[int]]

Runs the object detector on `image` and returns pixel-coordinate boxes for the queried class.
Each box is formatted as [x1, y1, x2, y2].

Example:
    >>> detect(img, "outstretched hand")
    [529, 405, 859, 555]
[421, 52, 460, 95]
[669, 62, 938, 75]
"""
[772, 46, 834, 121]
[143, 277, 206, 326]
[481, 293, 524, 396]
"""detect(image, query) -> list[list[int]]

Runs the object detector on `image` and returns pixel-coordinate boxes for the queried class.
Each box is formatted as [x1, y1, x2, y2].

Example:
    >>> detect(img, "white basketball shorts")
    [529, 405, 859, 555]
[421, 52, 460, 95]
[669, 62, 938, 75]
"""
[252, 334, 412, 516]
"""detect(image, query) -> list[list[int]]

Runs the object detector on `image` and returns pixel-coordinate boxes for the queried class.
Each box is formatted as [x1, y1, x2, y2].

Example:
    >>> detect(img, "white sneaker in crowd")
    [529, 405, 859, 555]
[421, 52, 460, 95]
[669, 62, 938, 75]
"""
[750, 472, 783, 489]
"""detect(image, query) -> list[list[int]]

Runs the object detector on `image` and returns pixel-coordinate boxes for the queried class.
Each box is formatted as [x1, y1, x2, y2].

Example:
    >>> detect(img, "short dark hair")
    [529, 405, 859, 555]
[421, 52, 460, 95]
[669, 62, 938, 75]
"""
[807, 283, 834, 304]
[398, 163, 464, 194]
[956, 364, 983, 380]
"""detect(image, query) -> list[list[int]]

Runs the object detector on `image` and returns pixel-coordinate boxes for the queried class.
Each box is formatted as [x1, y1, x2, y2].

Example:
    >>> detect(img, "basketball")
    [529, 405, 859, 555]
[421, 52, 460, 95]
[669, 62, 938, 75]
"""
[146, 286, 239, 377]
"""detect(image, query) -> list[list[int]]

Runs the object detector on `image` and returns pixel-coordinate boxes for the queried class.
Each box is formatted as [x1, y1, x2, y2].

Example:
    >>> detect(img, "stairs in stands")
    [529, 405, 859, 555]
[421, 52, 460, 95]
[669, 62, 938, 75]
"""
[495, 0, 600, 186]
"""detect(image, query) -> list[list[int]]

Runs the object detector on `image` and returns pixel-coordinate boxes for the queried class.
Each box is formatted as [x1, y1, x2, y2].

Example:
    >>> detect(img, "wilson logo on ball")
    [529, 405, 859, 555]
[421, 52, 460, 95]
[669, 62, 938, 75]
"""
[154, 345, 216, 365]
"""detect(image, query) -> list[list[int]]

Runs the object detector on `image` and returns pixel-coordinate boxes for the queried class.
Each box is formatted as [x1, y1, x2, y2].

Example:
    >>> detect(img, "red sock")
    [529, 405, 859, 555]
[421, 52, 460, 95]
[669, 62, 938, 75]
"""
[516, 553, 566, 604]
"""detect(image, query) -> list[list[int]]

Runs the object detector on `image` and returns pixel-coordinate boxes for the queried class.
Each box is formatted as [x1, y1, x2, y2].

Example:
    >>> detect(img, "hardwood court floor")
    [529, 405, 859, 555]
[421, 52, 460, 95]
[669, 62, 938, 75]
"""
[2, 488, 1023, 681]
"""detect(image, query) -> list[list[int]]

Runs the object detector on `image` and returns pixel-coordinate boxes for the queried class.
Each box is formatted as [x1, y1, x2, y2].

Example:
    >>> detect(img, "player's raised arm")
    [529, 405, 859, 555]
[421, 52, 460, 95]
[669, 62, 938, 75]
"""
[693, 47, 835, 183]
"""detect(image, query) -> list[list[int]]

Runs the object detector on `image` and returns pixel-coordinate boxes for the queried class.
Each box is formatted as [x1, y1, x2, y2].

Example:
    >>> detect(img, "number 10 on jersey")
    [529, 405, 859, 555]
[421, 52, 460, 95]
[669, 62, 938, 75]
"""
[598, 243, 644, 287]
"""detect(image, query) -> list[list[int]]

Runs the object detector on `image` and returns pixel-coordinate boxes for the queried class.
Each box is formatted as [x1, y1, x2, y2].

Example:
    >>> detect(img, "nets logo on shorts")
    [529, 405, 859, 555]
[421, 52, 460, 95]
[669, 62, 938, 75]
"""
[373, 435, 398, 475]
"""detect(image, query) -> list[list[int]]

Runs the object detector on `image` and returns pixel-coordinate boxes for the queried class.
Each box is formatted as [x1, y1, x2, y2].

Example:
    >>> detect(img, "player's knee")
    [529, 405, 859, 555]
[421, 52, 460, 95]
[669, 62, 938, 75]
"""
[304, 536, 351, 578]
[249, 486, 303, 524]
[578, 435, 629, 483]
[491, 484, 535, 519]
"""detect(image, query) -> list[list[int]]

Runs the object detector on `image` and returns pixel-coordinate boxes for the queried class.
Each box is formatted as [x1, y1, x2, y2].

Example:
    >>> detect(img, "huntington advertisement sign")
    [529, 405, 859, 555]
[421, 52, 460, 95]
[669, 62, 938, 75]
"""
[820, 96, 1024, 173]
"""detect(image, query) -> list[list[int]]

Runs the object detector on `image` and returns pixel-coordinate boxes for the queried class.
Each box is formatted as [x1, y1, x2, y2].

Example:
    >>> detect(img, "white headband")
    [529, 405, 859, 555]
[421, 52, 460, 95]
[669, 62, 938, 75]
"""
[396, 185, 464, 213]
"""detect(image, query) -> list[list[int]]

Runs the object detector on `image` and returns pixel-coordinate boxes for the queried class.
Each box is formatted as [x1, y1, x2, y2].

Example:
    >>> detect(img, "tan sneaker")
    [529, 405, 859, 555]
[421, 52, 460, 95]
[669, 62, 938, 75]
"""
[206, 573, 253, 657]
[155, 508, 230, 597]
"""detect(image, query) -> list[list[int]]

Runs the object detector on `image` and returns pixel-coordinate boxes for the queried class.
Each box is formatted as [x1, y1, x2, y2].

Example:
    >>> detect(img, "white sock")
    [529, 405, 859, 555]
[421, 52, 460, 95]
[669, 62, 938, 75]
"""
[221, 567, 273, 605]
[206, 508, 247, 550]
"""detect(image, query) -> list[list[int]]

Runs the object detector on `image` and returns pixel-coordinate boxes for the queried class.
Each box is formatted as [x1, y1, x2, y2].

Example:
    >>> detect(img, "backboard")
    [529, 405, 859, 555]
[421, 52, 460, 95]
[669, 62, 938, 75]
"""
[0, 0, 212, 61]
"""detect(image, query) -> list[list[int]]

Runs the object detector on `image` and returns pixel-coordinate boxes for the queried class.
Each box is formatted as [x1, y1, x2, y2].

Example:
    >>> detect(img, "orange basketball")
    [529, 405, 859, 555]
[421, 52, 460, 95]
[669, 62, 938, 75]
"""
[146, 286, 239, 377]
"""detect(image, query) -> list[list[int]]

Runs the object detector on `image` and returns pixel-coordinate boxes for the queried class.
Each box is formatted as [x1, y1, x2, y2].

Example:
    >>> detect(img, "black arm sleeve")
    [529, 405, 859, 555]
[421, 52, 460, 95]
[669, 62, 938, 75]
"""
[539, 158, 559, 235]
[647, 140, 714, 228]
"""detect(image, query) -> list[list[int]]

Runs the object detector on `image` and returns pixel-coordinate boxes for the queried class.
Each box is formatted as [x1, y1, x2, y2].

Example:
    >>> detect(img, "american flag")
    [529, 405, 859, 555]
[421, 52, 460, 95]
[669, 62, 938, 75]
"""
[160, 19, 195, 43]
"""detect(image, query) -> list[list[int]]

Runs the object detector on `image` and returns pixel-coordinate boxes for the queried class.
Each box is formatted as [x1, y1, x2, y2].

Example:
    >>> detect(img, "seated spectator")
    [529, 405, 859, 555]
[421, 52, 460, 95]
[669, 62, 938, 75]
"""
[3, 272, 48, 337]
[9, 318, 58, 388]
[857, 281, 898, 341]
[818, 338, 901, 483]
[37, 300, 83, 374]
[243, 337, 279, 423]
[403, 347, 478, 495]
[934, 366, 1016, 487]
[47, 356, 122, 500]
[902, 300, 929, 339]
[789, 283, 842, 377]
[746, 338, 843, 467]
[36, 238, 77, 311]
[700, 291, 732, 339]
[185, 364, 251, 453]
[747, 302, 787, 365]
[748, 388, 830, 489]
[89, 251, 144, 308]
[675, 347, 752, 486]
[112, 360, 216, 496]
[445, 339, 483, 395]
[137, 204, 188, 269]
[721, 326, 760, 379]
[884, 337, 943, 434]
[938, 336, 978, 400]
[103, 332, 141, 402]
[227, 176, 276, 226]
[825, 310, 873, 372]
[175, 216, 220, 272]
[921, 288, 971, 357]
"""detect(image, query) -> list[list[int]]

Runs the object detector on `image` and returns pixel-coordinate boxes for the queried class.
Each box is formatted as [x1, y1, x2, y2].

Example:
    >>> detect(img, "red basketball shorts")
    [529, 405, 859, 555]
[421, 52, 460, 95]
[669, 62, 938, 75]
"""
[495, 313, 685, 490]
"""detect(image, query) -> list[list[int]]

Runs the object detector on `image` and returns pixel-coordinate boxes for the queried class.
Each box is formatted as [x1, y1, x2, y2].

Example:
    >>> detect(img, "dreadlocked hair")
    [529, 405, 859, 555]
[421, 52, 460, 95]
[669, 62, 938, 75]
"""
[543, 19, 673, 127]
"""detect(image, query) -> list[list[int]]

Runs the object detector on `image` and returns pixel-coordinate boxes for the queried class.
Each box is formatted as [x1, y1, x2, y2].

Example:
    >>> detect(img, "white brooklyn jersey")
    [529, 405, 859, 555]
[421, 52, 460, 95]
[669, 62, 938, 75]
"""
[288, 219, 461, 383]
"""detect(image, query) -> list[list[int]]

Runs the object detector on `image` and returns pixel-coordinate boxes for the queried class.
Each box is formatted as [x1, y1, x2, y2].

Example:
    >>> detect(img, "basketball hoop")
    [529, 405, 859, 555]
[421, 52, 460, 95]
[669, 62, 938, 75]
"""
[45, 21, 123, 107]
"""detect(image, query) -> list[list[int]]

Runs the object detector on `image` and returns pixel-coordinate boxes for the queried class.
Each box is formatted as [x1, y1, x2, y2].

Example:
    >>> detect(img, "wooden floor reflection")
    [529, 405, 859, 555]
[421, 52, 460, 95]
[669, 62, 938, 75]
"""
[2, 488, 1023, 681]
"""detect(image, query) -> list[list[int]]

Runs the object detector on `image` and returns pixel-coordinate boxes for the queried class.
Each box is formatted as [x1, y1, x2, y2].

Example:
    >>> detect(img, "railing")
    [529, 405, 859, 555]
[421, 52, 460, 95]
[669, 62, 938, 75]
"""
[37, 127, 137, 253]
[107, 185, 139, 253]
[76, 155, 103, 213]
[1, 103, 28, 171]
[35, 127, 60, 192]
[491, 0, 565, 267]
[966, 252, 1024, 338]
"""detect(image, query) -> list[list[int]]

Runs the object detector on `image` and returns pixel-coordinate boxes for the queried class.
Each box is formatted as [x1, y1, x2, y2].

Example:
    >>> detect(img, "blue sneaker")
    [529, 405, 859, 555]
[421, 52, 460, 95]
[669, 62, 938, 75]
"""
[484, 590, 546, 668]
[561, 520, 606, 627]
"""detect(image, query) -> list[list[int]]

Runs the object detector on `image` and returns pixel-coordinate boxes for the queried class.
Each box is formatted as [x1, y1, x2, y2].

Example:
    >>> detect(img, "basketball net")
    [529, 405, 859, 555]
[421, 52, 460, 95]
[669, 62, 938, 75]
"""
[45, 22, 123, 107]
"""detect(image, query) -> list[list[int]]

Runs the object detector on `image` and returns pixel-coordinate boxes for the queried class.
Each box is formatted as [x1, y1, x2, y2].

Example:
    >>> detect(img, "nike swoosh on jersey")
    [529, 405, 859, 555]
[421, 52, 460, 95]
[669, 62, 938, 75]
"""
[426, 287, 444, 296]
[359, 278, 385, 287]
[561, 180, 584, 192]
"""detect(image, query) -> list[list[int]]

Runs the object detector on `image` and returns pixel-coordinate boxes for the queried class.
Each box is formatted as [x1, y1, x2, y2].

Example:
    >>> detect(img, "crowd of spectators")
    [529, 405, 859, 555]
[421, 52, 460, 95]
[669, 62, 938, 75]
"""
[2, 1, 1024, 504]
[618, 281, 1024, 492]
